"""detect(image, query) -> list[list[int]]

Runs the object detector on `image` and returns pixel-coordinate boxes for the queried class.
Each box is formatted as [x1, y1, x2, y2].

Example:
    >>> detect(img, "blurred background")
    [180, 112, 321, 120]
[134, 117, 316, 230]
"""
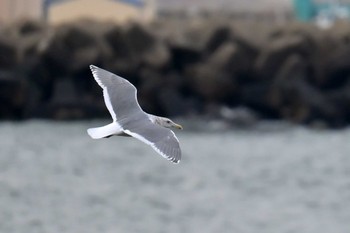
[0, 0, 350, 232]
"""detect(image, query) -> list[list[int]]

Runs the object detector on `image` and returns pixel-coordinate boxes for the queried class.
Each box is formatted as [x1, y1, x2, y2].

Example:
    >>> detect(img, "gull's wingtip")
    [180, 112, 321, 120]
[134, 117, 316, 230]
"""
[172, 159, 181, 164]
[90, 64, 98, 70]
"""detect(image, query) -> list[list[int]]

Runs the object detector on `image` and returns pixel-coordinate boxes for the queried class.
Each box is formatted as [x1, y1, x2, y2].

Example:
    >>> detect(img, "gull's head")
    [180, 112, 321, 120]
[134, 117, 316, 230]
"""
[158, 117, 183, 130]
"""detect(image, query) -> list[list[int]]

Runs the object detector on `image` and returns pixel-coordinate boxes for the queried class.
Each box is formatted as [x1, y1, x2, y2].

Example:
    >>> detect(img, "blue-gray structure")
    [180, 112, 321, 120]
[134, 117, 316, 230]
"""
[293, 0, 350, 21]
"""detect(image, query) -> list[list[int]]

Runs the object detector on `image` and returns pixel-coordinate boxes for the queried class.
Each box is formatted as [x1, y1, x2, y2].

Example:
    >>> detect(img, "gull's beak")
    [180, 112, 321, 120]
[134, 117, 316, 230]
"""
[174, 123, 183, 130]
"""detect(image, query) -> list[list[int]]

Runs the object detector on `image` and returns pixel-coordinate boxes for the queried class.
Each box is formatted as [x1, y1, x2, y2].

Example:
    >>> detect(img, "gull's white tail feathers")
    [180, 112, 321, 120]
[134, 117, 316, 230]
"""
[87, 123, 121, 139]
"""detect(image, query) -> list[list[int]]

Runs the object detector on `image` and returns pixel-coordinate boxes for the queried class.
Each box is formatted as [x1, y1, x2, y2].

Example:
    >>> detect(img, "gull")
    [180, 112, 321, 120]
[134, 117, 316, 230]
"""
[87, 65, 183, 163]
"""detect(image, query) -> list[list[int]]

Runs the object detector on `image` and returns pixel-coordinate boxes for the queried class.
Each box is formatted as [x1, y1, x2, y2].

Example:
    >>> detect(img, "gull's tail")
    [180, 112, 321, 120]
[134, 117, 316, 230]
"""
[87, 123, 120, 139]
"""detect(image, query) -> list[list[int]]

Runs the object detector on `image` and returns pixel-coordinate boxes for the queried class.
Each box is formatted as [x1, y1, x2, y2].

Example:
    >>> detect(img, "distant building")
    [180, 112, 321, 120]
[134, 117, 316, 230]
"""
[47, 0, 155, 25]
[0, 0, 155, 24]
[0, 0, 43, 23]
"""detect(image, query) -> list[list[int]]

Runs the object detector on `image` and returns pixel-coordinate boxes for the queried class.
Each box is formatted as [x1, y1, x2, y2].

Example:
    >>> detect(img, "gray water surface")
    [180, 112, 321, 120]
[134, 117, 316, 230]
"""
[0, 121, 349, 233]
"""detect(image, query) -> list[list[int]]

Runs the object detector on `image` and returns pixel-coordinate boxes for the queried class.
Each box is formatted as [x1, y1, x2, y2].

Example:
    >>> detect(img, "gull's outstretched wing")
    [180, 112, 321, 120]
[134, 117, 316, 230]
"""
[123, 118, 181, 163]
[90, 65, 146, 122]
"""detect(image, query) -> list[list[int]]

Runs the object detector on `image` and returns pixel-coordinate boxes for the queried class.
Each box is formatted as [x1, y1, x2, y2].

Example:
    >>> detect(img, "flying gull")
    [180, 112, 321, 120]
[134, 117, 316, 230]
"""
[87, 65, 183, 163]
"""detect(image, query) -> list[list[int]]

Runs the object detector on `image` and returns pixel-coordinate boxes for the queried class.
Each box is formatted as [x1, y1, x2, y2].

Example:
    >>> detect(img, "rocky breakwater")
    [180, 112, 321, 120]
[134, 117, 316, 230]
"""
[1, 18, 350, 128]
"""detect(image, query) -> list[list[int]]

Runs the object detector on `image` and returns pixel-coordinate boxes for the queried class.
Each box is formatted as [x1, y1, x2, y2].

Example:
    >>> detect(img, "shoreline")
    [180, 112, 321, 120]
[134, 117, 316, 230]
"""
[0, 18, 350, 128]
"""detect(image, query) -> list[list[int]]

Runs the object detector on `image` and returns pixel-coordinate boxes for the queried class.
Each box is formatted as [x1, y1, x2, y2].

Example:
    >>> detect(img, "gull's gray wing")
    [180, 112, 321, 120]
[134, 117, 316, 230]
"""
[90, 65, 146, 122]
[123, 118, 181, 163]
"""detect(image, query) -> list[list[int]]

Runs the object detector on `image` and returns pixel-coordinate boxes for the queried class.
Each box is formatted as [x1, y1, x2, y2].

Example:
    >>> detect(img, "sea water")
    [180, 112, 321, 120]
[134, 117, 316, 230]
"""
[0, 120, 349, 233]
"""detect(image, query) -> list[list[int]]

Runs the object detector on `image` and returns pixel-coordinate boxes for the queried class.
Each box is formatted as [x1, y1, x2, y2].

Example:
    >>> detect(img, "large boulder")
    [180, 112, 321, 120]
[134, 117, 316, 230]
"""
[105, 23, 170, 72]
[165, 20, 230, 71]
[34, 79, 106, 120]
[104, 24, 138, 73]
[125, 23, 170, 69]
[186, 62, 236, 102]
[0, 33, 18, 69]
[269, 54, 341, 126]
[327, 83, 350, 127]
[255, 34, 312, 80]
[320, 46, 350, 89]
[43, 21, 103, 74]
[207, 40, 257, 77]
[268, 54, 309, 108]
[0, 20, 49, 69]
[0, 71, 28, 119]
[238, 82, 276, 118]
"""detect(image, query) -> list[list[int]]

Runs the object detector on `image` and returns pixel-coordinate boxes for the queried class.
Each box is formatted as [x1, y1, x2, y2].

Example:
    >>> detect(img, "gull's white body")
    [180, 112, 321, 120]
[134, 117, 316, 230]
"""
[87, 114, 160, 139]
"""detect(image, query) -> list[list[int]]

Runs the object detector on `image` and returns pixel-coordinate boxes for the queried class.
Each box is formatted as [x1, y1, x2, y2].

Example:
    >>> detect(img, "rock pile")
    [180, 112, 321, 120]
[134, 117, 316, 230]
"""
[1, 18, 350, 127]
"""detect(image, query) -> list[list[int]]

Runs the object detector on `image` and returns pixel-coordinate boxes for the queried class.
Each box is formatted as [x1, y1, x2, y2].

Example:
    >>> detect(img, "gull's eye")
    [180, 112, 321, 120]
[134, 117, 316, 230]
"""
[166, 120, 171, 123]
